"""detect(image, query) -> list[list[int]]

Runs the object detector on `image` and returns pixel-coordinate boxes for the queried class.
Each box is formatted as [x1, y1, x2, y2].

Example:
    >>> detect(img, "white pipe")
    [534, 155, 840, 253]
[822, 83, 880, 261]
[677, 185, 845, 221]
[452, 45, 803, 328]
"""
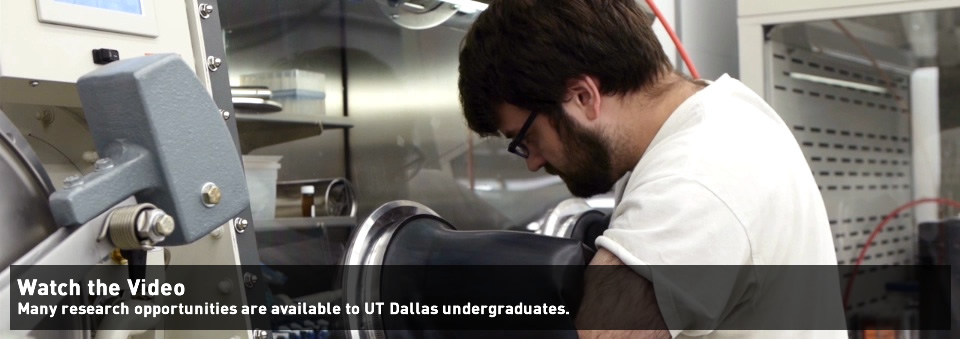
[911, 67, 940, 223]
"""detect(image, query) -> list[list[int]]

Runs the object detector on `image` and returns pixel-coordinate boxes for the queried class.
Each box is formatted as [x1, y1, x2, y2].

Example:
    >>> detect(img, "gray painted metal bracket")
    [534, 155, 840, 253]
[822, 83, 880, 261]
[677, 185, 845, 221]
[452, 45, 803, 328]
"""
[48, 54, 249, 245]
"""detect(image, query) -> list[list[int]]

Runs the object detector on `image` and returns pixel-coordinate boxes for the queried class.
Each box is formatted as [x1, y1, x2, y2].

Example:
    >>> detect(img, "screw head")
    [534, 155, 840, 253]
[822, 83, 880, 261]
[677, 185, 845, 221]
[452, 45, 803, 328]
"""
[29, 81, 39, 87]
[211, 226, 224, 239]
[94, 158, 114, 171]
[220, 109, 231, 120]
[243, 272, 258, 288]
[154, 215, 175, 236]
[234, 217, 248, 233]
[63, 174, 84, 188]
[207, 56, 222, 72]
[199, 3, 214, 18]
[217, 279, 233, 295]
[201, 183, 222, 207]
[82, 151, 99, 163]
[35, 110, 54, 124]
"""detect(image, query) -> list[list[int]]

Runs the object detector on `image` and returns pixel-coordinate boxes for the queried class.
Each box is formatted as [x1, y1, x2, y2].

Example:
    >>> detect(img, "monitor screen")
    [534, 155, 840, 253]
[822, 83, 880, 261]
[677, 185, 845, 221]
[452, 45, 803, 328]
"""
[54, 0, 142, 15]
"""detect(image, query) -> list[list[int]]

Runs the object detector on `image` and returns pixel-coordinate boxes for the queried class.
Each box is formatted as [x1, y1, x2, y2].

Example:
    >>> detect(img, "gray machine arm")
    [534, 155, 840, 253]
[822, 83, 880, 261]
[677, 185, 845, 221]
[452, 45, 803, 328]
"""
[48, 54, 249, 245]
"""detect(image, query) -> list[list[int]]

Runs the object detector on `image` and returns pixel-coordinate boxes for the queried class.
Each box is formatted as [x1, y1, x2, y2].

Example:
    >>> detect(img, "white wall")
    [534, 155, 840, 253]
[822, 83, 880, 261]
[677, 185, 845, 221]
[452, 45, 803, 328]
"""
[648, 0, 679, 69]
[677, 0, 740, 80]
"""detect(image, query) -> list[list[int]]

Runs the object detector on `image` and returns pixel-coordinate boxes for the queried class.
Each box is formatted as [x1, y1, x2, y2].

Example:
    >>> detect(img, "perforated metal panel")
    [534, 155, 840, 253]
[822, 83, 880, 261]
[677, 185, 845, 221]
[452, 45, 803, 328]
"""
[764, 42, 915, 311]
[765, 42, 914, 263]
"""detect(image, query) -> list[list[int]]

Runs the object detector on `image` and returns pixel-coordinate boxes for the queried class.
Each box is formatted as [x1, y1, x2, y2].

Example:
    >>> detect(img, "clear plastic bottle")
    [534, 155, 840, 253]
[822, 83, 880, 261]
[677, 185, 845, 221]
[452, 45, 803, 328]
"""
[301, 185, 316, 217]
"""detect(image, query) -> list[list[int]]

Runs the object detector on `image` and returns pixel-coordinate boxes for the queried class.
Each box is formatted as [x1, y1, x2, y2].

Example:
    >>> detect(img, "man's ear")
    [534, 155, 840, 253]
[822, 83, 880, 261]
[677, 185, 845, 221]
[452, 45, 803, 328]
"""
[563, 75, 603, 122]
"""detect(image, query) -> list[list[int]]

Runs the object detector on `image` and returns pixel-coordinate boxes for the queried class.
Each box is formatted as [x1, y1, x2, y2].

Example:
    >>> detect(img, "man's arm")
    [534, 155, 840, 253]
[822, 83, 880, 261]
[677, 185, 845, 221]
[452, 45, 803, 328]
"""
[576, 248, 671, 339]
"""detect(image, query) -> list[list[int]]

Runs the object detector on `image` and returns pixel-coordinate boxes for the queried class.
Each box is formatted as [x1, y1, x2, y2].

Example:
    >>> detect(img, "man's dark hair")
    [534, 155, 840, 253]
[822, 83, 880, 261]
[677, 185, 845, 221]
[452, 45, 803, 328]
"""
[458, 0, 673, 136]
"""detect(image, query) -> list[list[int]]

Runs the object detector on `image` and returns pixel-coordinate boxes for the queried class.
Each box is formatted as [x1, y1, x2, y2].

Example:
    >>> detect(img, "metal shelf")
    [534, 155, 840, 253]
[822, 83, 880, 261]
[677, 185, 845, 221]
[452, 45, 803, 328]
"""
[235, 113, 352, 128]
[254, 216, 356, 232]
[235, 113, 353, 152]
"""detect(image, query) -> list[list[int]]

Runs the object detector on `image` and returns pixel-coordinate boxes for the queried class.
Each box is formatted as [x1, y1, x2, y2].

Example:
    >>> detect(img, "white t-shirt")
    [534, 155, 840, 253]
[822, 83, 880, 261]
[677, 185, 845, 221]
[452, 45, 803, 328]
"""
[594, 74, 846, 338]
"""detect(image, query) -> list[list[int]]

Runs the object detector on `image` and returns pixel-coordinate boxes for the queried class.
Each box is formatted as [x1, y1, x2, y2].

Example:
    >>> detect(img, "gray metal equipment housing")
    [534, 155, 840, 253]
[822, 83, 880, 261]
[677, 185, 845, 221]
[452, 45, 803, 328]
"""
[47, 54, 250, 245]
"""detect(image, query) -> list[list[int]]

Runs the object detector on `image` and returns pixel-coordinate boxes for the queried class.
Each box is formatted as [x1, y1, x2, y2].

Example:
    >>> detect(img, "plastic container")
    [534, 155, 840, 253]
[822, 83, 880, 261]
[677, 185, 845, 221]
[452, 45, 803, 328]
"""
[240, 69, 326, 115]
[242, 155, 283, 220]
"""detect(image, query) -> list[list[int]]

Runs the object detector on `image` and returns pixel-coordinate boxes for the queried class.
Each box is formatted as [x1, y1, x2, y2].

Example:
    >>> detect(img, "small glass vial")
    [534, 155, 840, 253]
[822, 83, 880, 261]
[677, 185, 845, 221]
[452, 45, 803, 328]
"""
[301, 185, 316, 217]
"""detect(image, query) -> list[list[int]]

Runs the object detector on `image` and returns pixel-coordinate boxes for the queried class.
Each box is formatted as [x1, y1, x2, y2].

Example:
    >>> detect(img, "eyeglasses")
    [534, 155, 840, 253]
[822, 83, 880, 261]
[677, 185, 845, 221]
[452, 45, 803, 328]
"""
[507, 111, 539, 158]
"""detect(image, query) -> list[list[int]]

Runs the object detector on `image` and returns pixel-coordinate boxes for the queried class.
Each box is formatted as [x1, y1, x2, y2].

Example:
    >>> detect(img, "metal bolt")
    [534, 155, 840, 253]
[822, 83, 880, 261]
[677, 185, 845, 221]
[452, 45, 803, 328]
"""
[220, 109, 231, 120]
[133, 208, 175, 245]
[252, 329, 268, 339]
[63, 174, 84, 188]
[218, 279, 233, 295]
[198, 3, 214, 19]
[233, 217, 248, 233]
[154, 215, 175, 236]
[243, 272, 258, 288]
[82, 151, 99, 163]
[201, 182, 222, 207]
[29, 81, 39, 87]
[207, 56, 222, 72]
[211, 226, 223, 239]
[94, 158, 114, 171]
[35, 109, 54, 124]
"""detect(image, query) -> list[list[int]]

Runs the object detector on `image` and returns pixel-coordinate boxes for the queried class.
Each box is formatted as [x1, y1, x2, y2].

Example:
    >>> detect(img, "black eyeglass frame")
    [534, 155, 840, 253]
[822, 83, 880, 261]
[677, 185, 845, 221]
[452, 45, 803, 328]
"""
[507, 111, 540, 158]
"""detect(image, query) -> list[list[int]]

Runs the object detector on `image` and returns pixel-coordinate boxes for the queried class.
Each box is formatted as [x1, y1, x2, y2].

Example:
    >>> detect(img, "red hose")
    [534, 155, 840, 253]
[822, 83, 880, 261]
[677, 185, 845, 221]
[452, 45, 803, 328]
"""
[842, 198, 960, 309]
[644, 0, 700, 79]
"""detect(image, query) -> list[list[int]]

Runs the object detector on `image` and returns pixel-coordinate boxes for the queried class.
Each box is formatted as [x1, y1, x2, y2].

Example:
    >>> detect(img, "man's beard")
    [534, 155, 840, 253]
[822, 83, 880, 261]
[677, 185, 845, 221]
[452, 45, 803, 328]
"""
[551, 116, 616, 198]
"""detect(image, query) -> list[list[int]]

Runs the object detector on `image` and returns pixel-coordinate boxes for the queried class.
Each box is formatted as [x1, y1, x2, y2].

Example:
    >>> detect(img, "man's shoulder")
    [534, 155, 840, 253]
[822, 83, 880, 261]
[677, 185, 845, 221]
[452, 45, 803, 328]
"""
[618, 174, 731, 212]
[630, 78, 808, 193]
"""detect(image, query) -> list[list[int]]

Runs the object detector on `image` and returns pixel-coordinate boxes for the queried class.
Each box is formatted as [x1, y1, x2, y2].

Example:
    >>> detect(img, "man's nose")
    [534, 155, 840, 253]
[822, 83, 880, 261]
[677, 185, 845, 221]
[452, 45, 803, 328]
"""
[526, 153, 546, 172]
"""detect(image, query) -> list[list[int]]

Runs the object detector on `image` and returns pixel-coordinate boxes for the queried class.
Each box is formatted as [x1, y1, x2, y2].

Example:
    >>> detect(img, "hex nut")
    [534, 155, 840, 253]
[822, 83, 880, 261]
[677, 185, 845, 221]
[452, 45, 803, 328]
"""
[201, 183, 222, 207]
[154, 215, 175, 236]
